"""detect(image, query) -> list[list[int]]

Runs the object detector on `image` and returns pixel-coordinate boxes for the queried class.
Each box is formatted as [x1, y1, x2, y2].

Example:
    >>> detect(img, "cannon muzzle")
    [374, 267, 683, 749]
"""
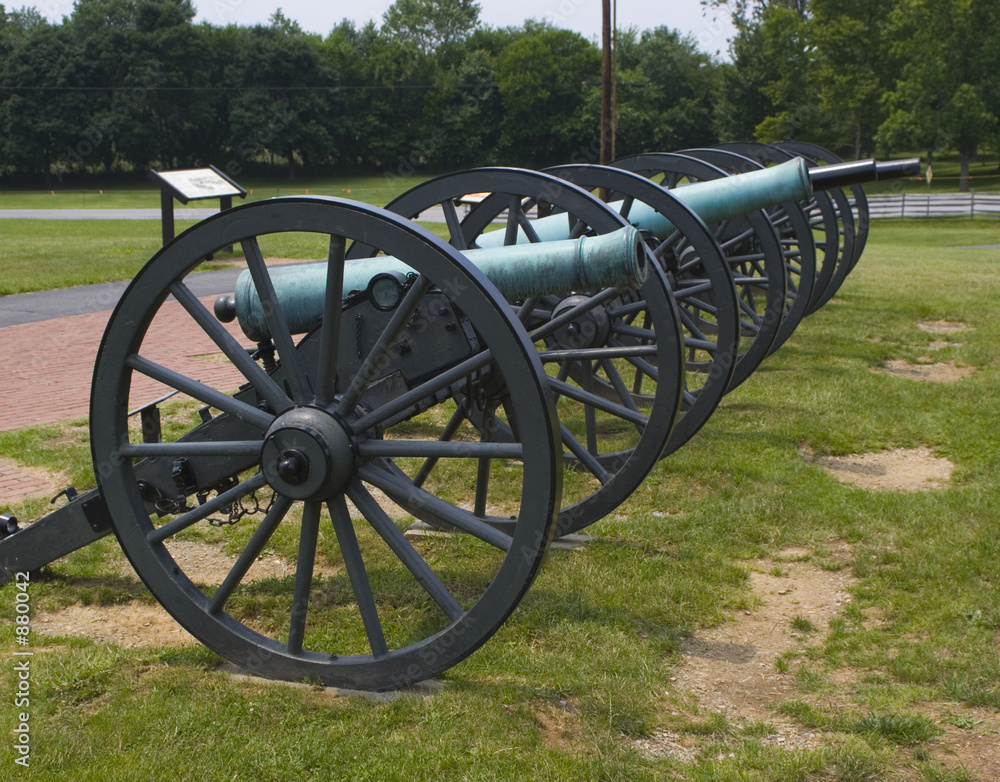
[809, 157, 921, 191]
[221, 225, 647, 341]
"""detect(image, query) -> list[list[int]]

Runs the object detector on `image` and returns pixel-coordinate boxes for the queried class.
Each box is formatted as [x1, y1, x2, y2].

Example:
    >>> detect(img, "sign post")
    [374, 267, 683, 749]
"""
[148, 166, 247, 246]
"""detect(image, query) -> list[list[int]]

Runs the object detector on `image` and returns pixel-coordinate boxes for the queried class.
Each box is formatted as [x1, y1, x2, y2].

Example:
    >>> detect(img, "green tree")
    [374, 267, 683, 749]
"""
[226, 12, 338, 178]
[624, 26, 720, 153]
[878, 0, 999, 190]
[714, 8, 777, 142]
[810, 0, 900, 158]
[381, 0, 480, 53]
[0, 10, 90, 182]
[751, 1, 823, 143]
[496, 23, 599, 167]
[418, 47, 502, 168]
[345, 21, 438, 171]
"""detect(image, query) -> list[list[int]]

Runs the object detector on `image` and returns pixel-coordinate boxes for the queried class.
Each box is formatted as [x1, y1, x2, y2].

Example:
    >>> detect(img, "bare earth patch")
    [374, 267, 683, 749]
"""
[917, 320, 969, 335]
[37, 541, 339, 648]
[639, 549, 855, 759]
[638, 548, 1000, 778]
[927, 339, 963, 350]
[880, 358, 975, 382]
[803, 445, 953, 492]
[36, 602, 201, 648]
[921, 704, 1000, 779]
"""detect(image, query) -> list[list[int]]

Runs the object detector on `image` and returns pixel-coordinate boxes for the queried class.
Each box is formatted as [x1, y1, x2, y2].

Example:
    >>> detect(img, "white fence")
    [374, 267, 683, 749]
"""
[864, 192, 1000, 219]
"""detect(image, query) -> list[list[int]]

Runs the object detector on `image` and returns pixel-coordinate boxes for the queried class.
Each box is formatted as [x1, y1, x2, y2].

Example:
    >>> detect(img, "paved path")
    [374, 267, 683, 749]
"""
[0, 267, 244, 328]
[1, 288, 247, 432]
[0, 278, 250, 504]
[0, 208, 219, 220]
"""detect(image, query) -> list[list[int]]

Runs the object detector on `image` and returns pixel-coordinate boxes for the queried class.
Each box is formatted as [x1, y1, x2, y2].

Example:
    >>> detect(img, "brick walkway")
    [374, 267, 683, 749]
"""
[1, 295, 247, 432]
[0, 458, 61, 503]
[1, 296, 250, 505]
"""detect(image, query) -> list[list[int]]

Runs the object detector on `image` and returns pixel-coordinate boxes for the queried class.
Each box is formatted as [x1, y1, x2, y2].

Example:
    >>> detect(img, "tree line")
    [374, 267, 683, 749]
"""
[721, 0, 1000, 190]
[0, 0, 997, 189]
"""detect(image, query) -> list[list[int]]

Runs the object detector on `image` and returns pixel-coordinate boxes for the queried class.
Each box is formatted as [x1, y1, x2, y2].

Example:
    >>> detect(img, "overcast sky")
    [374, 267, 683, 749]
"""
[33, 0, 737, 59]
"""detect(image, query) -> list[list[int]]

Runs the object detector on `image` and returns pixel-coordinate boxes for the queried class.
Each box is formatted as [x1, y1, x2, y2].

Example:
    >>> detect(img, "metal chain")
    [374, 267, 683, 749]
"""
[209, 487, 276, 527]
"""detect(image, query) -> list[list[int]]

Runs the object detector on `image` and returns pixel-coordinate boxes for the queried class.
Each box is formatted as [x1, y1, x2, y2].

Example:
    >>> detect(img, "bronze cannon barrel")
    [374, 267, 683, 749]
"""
[218, 225, 647, 341]
[475, 156, 921, 247]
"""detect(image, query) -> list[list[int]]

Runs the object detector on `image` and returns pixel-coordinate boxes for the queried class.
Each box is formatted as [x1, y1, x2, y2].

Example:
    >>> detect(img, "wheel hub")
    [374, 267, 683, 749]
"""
[550, 295, 611, 350]
[261, 407, 356, 500]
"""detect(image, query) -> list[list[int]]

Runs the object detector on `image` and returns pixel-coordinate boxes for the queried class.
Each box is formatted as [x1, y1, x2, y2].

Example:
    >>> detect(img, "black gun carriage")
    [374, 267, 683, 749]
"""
[0, 146, 919, 691]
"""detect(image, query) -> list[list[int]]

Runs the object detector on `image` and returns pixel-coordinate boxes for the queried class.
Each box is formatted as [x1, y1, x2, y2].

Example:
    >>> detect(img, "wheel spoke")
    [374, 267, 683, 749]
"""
[208, 495, 293, 614]
[607, 337, 661, 382]
[315, 236, 347, 407]
[674, 280, 714, 299]
[503, 195, 522, 244]
[538, 345, 659, 362]
[599, 358, 642, 417]
[126, 354, 273, 430]
[515, 200, 543, 243]
[168, 281, 292, 414]
[329, 495, 388, 658]
[287, 501, 322, 655]
[548, 377, 649, 427]
[611, 322, 657, 341]
[347, 483, 463, 622]
[616, 194, 636, 220]
[349, 346, 495, 434]
[147, 472, 269, 544]
[676, 307, 714, 347]
[718, 226, 755, 251]
[441, 200, 469, 250]
[358, 440, 523, 460]
[559, 423, 611, 483]
[121, 441, 262, 458]
[413, 406, 466, 488]
[474, 451, 490, 516]
[242, 237, 311, 403]
[358, 462, 512, 551]
[579, 360, 599, 454]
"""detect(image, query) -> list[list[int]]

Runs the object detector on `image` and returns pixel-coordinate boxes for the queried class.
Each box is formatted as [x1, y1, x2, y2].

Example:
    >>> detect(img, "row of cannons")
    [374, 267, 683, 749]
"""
[0, 141, 919, 691]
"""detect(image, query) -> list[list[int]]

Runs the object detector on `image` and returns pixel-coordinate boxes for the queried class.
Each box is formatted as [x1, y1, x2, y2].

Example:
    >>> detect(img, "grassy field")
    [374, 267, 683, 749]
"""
[0, 217, 998, 780]
[0, 151, 996, 208]
[0, 174, 431, 211]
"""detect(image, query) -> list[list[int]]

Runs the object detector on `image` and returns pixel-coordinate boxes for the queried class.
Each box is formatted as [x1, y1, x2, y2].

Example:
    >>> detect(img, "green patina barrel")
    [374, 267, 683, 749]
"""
[476, 157, 814, 247]
[229, 225, 647, 341]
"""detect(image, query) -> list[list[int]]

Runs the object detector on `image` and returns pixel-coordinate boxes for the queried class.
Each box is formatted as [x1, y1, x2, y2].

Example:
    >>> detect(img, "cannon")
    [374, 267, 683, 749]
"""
[0, 146, 919, 692]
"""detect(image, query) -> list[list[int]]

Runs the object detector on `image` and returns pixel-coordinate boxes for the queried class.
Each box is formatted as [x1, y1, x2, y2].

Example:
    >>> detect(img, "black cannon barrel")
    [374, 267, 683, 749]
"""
[810, 157, 921, 191]
[874, 158, 922, 180]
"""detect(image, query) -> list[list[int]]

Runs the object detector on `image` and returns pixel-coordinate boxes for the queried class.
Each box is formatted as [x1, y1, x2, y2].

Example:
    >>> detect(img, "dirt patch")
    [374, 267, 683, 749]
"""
[35, 602, 201, 648]
[920, 704, 1000, 779]
[927, 340, 963, 350]
[38, 541, 339, 648]
[880, 359, 975, 382]
[803, 445, 953, 492]
[533, 698, 590, 754]
[917, 320, 969, 335]
[639, 549, 855, 759]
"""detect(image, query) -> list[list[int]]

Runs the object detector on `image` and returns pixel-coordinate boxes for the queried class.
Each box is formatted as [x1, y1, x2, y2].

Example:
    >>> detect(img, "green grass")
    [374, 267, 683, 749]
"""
[0, 217, 999, 779]
[0, 173, 433, 211]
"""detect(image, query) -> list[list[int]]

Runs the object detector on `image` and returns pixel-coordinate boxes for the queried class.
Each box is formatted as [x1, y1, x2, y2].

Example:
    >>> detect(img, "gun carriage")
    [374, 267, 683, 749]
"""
[0, 145, 919, 691]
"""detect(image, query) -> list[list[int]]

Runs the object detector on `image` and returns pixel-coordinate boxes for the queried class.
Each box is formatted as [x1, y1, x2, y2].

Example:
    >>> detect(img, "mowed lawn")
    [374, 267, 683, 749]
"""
[0, 216, 997, 781]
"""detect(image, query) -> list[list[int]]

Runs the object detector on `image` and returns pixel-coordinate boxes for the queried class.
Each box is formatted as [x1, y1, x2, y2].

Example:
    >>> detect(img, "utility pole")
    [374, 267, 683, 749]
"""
[600, 0, 614, 166]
